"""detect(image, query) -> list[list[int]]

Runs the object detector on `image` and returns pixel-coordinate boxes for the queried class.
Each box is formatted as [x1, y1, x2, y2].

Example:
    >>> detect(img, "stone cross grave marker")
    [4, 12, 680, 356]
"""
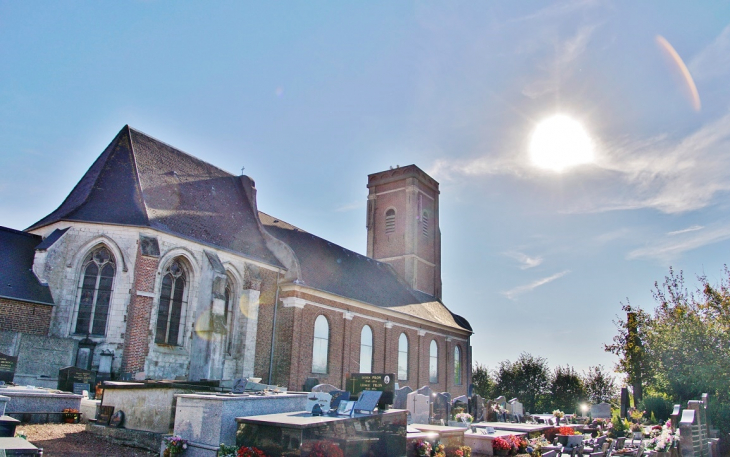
[432, 392, 451, 424]
[407, 391, 430, 425]
[0, 353, 17, 384]
[393, 385, 413, 410]
[591, 403, 612, 419]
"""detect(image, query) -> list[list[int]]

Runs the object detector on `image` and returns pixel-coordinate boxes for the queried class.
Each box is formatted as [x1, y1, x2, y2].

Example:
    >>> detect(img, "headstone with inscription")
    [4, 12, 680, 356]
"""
[473, 395, 486, 422]
[305, 392, 332, 415]
[346, 373, 395, 407]
[97, 405, 114, 425]
[232, 378, 247, 394]
[329, 390, 350, 410]
[452, 396, 468, 419]
[57, 366, 95, 394]
[354, 390, 383, 414]
[407, 391, 430, 425]
[432, 392, 451, 424]
[393, 386, 413, 410]
[591, 402, 612, 419]
[0, 353, 17, 384]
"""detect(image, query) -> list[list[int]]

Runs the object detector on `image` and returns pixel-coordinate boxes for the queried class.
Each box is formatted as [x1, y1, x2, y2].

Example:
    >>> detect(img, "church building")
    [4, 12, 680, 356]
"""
[2, 125, 473, 396]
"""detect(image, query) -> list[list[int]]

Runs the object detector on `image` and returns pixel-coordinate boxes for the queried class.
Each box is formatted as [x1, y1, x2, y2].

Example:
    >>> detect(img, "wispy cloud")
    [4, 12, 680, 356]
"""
[667, 225, 704, 236]
[505, 251, 543, 269]
[502, 270, 570, 300]
[689, 23, 730, 82]
[522, 24, 598, 99]
[335, 201, 362, 212]
[628, 225, 730, 261]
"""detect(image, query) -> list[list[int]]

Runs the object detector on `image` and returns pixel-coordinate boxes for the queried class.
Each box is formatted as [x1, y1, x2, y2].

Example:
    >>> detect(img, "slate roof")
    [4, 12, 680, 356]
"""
[0, 226, 54, 305]
[259, 212, 471, 332]
[28, 126, 282, 268]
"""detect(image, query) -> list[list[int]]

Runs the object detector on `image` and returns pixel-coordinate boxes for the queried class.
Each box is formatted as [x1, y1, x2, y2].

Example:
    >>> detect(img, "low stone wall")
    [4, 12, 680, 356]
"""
[86, 423, 163, 453]
[173, 392, 307, 457]
[1, 387, 81, 423]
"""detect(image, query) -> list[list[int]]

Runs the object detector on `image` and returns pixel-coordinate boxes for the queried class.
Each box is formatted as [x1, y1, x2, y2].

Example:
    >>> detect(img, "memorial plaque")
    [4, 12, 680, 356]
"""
[0, 352, 17, 384]
[329, 390, 350, 410]
[97, 406, 114, 425]
[73, 382, 90, 396]
[57, 366, 95, 393]
[354, 390, 383, 414]
[232, 378, 247, 394]
[109, 410, 125, 428]
[346, 373, 395, 406]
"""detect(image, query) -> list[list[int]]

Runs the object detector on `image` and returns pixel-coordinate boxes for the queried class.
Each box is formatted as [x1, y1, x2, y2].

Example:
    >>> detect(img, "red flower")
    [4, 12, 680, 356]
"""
[237, 446, 266, 457]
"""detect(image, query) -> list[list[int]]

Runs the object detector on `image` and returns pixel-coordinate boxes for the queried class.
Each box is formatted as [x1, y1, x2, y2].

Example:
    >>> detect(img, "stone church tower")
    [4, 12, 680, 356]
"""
[366, 165, 442, 299]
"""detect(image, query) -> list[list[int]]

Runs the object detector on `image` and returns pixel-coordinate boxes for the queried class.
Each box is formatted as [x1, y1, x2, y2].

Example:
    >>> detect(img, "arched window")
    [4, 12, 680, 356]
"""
[75, 246, 115, 336]
[429, 340, 438, 383]
[312, 315, 329, 374]
[155, 259, 187, 345]
[385, 209, 396, 234]
[360, 325, 373, 373]
[454, 346, 462, 385]
[224, 279, 235, 355]
[398, 333, 408, 381]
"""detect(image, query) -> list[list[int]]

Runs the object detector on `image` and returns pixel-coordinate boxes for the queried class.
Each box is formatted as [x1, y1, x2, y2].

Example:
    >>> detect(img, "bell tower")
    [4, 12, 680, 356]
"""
[366, 165, 442, 299]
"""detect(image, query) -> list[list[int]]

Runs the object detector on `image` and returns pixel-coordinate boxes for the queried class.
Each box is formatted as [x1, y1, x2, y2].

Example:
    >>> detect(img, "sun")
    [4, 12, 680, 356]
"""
[529, 115, 594, 172]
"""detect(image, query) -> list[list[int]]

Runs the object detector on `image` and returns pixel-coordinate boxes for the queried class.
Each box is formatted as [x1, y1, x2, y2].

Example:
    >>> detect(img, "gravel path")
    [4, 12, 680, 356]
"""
[17, 423, 158, 457]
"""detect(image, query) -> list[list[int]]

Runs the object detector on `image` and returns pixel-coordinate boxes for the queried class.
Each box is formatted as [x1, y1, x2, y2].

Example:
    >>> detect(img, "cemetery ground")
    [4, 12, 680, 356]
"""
[19, 422, 157, 456]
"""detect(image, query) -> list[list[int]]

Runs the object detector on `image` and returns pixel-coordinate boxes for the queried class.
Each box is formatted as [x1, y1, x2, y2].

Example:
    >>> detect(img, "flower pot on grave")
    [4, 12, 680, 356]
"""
[633, 431, 643, 440]
[566, 435, 583, 447]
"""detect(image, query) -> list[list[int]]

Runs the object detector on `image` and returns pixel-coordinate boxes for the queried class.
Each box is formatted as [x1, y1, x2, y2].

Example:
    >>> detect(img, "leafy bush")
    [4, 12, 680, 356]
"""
[638, 395, 673, 422]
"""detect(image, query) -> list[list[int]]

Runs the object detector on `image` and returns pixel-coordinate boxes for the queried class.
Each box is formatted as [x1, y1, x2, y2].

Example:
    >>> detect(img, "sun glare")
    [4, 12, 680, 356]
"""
[529, 115, 594, 172]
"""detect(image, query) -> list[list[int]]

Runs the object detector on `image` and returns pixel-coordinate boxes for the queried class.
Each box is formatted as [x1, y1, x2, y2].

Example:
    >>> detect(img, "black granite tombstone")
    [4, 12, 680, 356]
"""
[346, 373, 395, 408]
[58, 366, 95, 393]
[393, 385, 413, 410]
[0, 352, 17, 384]
[620, 387, 629, 418]
[97, 406, 114, 425]
[303, 377, 319, 392]
[432, 393, 451, 424]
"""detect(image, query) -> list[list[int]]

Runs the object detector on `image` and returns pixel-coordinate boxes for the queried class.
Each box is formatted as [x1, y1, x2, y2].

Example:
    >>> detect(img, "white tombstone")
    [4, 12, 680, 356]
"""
[305, 391, 332, 413]
[407, 391, 431, 425]
[591, 402, 612, 419]
[509, 399, 524, 418]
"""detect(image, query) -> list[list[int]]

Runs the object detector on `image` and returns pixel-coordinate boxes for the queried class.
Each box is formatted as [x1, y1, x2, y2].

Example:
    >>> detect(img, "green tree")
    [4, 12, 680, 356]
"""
[583, 365, 618, 404]
[472, 363, 496, 399]
[494, 352, 550, 413]
[604, 301, 652, 404]
[549, 365, 586, 412]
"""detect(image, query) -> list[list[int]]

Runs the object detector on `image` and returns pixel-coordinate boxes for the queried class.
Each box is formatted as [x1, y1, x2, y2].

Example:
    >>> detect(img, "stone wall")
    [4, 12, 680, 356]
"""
[0, 298, 53, 335]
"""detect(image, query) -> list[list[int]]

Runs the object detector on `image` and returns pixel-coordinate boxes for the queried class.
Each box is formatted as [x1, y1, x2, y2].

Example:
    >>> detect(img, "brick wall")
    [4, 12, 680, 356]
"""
[121, 244, 158, 374]
[0, 298, 52, 335]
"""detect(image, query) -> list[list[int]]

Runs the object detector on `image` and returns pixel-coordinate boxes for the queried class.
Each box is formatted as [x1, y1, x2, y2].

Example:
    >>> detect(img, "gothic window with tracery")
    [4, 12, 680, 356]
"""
[155, 259, 187, 345]
[75, 246, 115, 336]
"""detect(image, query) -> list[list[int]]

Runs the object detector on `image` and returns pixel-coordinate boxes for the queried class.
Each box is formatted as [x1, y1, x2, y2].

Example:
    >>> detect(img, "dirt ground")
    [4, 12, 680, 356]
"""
[16, 423, 158, 457]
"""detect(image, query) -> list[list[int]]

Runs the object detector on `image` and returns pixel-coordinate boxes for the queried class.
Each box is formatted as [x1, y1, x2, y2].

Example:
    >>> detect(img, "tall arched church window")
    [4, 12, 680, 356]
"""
[429, 340, 438, 383]
[224, 281, 234, 355]
[155, 259, 187, 345]
[385, 209, 396, 235]
[75, 246, 115, 336]
[454, 346, 462, 385]
[360, 325, 373, 373]
[398, 333, 408, 381]
[312, 315, 329, 374]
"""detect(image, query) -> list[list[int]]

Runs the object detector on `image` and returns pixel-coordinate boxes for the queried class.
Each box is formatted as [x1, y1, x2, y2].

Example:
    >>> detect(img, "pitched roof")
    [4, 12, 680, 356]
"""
[28, 126, 282, 268]
[259, 212, 471, 332]
[0, 226, 54, 305]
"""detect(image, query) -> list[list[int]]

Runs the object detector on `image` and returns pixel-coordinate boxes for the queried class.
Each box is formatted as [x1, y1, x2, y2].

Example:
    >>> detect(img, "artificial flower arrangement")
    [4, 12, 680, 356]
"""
[557, 426, 581, 436]
[454, 412, 474, 423]
[646, 420, 680, 452]
[217, 443, 239, 457]
[493, 437, 512, 452]
[552, 409, 565, 418]
[414, 439, 433, 457]
[309, 440, 343, 457]
[237, 447, 267, 457]
[163, 435, 188, 456]
[445, 445, 472, 457]
[62, 408, 79, 422]
[433, 443, 446, 457]
[630, 422, 643, 433]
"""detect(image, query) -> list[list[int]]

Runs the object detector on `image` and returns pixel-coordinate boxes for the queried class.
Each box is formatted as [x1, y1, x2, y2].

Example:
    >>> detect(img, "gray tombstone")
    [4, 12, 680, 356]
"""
[303, 377, 319, 392]
[416, 385, 434, 398]
[486, 400, 496, 421]
[670, 405, 681, 433]
[311, 383, 339, 393]
[432, 393, 451, 424]
[679, 408, 700, 457]
[232, 378, 247, 394]
[452, 396, 468, 418]
[508, 398, 524, 421]
[474, 395, 486, 422]
[620, 387, 629, 418]
[591, 402, 612, 419]
[407, 391, 430, 425]
[393, 385, 413, 410]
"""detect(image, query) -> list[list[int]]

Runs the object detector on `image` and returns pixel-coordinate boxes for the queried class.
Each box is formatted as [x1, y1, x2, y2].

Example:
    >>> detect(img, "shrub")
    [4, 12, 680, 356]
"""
[638, 395, 673, 422]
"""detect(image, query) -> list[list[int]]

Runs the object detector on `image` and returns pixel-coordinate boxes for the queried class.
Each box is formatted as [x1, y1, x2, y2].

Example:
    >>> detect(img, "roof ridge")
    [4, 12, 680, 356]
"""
[127, 126, 236, 178]
[125, 125, 151, 226]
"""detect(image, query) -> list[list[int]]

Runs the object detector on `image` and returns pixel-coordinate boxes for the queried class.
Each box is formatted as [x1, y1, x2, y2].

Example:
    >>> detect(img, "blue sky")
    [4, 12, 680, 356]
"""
[2, 2, 730, 380]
